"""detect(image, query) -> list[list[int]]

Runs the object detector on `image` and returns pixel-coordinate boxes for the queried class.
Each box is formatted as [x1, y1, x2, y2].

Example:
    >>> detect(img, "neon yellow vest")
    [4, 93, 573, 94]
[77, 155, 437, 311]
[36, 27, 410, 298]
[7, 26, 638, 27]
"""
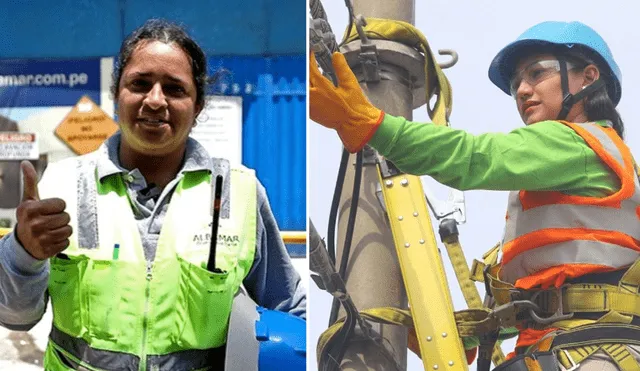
[40, 154, 257, 370]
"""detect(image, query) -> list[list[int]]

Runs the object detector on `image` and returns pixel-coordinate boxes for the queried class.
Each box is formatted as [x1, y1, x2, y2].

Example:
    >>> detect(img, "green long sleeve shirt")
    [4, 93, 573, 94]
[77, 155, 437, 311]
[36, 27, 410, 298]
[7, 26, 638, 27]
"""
[369, 114, 621, 197]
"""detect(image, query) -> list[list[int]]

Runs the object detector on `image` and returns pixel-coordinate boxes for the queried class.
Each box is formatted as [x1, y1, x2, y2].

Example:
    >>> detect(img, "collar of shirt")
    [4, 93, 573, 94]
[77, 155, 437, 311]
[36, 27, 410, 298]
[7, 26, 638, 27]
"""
[95, 131, 215, 190]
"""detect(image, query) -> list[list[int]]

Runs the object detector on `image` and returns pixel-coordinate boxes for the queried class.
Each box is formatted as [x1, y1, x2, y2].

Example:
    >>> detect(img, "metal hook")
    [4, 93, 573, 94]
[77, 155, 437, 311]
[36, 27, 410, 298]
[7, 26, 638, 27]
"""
[527, 287, 575, 325]
[438, 49, 458, 69]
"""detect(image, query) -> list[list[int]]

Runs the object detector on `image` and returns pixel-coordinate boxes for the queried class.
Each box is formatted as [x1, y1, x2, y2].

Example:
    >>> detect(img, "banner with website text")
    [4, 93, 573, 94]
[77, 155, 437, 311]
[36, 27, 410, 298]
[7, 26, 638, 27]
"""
[0, 57, 114, 224]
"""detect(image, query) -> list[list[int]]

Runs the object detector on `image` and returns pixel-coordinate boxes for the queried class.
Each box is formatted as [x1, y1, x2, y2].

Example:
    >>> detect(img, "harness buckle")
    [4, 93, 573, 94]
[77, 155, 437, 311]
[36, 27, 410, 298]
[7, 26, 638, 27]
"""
[528, 286, 575, 325]
[560, 349, 581, 371]
[490, 300, 541, 328]
[483, 264, 494, 298]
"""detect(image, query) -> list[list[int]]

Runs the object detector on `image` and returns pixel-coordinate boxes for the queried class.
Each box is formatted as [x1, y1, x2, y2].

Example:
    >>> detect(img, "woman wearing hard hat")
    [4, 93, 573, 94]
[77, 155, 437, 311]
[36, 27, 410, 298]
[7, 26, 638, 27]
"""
[310, 21, 640, 370]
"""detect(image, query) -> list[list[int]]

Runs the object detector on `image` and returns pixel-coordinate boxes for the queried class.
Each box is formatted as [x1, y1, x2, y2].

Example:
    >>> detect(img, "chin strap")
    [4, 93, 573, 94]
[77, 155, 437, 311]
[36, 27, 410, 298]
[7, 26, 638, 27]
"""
[556, 57, 606, 120]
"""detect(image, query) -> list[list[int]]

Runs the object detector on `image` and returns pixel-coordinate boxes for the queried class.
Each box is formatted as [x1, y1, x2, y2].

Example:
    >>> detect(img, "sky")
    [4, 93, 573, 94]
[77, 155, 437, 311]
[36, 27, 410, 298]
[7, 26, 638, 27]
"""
[307, 1, 640, 370]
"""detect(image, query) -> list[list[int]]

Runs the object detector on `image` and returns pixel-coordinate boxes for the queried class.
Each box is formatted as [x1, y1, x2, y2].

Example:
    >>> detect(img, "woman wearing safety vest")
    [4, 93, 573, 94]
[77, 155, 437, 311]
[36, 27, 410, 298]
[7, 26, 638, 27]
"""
[0, 20, 306, 370]
[310, 21, 640, 370]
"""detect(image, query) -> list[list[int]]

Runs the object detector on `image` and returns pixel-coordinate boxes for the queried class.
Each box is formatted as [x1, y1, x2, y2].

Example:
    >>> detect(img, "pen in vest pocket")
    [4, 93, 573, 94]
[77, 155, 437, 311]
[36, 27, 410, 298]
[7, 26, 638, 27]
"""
[207, 175, 224, 273]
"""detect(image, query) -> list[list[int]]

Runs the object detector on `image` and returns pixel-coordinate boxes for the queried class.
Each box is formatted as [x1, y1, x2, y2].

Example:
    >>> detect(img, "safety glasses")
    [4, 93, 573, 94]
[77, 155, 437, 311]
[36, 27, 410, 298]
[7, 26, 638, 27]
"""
[509, 59, 576, 97]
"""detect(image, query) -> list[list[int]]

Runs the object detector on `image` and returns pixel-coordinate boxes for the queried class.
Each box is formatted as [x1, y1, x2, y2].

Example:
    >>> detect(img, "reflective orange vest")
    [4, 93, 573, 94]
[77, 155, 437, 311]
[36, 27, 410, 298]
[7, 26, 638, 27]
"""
[501, 121, 640, 290]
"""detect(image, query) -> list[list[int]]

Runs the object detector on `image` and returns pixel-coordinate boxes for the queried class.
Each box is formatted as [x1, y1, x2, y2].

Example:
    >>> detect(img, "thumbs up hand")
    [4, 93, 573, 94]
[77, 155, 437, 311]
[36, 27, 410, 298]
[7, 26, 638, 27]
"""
[15, 161, 72, 260]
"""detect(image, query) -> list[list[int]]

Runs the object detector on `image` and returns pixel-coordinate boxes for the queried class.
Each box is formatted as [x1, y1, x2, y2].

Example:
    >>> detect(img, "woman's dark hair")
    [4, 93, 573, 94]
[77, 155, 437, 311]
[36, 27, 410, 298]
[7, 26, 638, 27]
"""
[111, 19, 209, 111]
[562, 47, 625, 139]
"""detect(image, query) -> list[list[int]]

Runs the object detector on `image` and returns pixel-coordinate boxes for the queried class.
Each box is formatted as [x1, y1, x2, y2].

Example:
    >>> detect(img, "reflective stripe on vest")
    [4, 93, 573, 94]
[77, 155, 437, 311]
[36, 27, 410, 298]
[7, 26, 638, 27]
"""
[46, 325, 226, 371]
[501, 121, 640, 287]
[42, 154, 257, 371]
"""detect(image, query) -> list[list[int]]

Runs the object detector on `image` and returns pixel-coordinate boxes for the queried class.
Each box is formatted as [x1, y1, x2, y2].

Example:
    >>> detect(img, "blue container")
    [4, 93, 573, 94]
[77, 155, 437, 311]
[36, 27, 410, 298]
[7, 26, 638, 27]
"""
[208, 56, 306, 254]
[0, 0, 305, 58]
[255, 307, 306, 371]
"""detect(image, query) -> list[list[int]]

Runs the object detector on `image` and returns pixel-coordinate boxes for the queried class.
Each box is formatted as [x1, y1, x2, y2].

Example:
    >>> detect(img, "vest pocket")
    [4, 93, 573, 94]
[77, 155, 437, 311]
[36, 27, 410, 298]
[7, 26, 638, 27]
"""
[49, 256, 87, 337]
[174, 256, 236, 349]
[85, 260, 126, 341]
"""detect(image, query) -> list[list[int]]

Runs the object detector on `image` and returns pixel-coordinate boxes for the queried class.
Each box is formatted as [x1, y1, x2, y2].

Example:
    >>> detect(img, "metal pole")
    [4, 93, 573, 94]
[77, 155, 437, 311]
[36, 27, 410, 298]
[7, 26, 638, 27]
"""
[353, 0, 414, 24]
[335, 0, 417, 370]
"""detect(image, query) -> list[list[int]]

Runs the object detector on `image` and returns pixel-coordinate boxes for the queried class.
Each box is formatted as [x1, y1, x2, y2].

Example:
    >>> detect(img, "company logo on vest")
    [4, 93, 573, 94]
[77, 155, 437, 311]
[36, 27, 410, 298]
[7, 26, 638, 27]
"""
[192, 231, 240, 247]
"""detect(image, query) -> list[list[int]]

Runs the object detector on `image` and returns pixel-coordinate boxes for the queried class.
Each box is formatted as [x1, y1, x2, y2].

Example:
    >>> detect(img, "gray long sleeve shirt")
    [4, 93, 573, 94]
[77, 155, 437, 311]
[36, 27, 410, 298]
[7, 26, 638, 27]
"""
[0, 133, 306, 331]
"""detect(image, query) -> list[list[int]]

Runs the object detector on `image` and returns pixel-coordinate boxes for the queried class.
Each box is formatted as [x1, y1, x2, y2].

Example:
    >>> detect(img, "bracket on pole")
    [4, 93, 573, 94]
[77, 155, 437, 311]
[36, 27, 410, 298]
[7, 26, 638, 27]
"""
[361, 145, 378, 165]
[354, 15, 381, 82]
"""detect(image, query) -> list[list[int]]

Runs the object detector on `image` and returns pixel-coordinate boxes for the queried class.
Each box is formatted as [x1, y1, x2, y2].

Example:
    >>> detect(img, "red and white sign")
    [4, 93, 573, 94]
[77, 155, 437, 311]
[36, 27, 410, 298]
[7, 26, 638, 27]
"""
[0, 132, 39, 160]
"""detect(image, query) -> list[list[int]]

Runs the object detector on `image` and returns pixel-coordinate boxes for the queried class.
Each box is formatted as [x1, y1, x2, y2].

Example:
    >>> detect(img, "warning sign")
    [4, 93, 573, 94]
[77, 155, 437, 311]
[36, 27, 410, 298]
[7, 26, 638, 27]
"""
[0, 132, 39, 160]
[55, 96, 118, 155]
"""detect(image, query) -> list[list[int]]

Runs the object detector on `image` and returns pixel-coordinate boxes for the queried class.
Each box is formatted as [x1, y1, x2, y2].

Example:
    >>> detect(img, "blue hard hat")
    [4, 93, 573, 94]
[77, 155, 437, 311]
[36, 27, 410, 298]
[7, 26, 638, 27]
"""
[488, 21, 622, 105]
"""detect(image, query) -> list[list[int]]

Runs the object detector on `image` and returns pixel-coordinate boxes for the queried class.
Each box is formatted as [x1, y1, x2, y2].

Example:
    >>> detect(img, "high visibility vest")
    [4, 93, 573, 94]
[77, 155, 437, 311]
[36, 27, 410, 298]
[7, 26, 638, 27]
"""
[39, 153, 257, 371]
[501, 121, 640, 290]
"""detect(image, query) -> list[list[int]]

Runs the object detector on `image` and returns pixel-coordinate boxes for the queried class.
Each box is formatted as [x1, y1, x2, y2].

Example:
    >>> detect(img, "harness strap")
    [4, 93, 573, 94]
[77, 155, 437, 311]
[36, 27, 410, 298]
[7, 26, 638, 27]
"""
[526, 325, 640, 370]
[556, 344, 599, 370]
[482, 264, 640, 321]
[620, 253, 640, 292]
[551, 324, 640, 349]
[440, 222, 506, 366]
[602, 343, 640, 371]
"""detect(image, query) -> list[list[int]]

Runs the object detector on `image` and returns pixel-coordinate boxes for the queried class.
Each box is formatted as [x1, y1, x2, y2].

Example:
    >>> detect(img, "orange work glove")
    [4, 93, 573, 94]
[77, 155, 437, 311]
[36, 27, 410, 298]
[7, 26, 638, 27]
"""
[309, 51, 384, 153]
